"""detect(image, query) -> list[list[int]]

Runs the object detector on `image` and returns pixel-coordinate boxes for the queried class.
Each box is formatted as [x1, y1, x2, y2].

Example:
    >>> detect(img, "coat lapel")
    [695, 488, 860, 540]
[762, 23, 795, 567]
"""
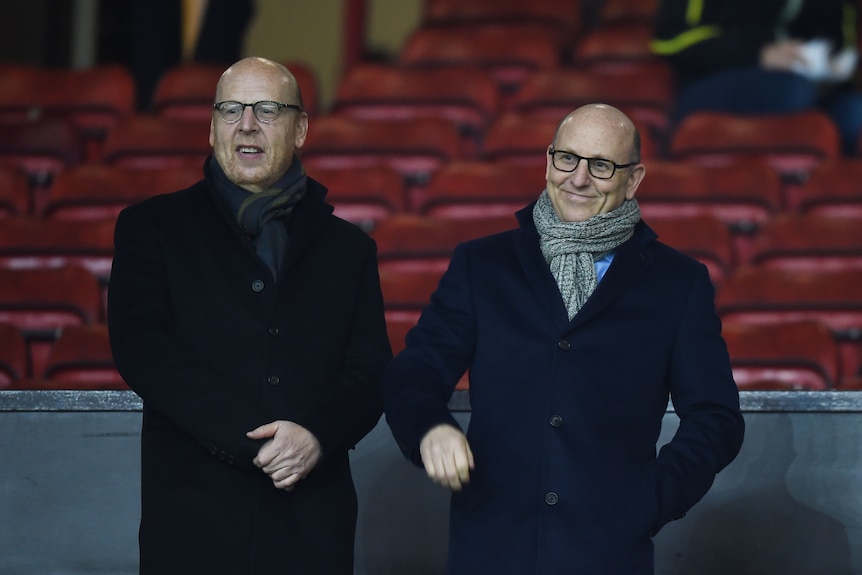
[570, 221, 656, 330]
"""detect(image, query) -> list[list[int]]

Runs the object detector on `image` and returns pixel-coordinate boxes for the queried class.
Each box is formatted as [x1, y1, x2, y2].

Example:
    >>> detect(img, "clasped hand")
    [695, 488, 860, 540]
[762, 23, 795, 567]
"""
[247, 420, 321, 491]
[419, 424, 475, 492]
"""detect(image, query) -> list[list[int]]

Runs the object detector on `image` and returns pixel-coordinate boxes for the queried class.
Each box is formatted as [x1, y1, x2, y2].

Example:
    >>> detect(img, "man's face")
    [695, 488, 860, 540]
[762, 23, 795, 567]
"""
[544, 110, 644, 222]
[209, 63, 308, 193]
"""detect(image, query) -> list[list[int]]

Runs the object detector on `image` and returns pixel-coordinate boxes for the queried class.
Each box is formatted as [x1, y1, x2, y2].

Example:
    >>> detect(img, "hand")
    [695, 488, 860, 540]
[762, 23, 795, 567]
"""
[246, 420, 322, 491]
[760, 40, 807, 71]
[419, 424, 475, 492]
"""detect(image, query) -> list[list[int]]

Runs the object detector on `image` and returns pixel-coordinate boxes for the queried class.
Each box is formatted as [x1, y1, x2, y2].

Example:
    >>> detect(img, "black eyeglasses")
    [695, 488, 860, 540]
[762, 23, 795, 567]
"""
[213, 100, 303, 124]
[548, 149, 635, 179]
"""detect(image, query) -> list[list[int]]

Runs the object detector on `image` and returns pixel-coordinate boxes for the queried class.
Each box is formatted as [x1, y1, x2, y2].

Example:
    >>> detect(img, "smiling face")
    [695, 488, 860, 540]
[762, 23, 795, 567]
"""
[209, 58, 308, 193]
[544, 105, 645, 222]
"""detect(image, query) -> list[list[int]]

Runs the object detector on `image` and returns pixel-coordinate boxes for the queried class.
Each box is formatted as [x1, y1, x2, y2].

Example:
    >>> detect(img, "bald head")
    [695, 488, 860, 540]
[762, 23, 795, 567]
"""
[216, 57, 304, 110]
[553, 104, 641, 164]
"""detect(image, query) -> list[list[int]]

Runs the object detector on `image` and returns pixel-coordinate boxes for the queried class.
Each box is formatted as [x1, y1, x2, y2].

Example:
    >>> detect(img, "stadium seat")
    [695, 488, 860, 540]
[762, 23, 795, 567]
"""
[300, 116, 462, 191]
[41, 164, 201, 221]
[331, 64, 500, 156]
[40, 324, 127, 389]
[482, 112, 658, 166]
[399, 25, 560, 96]
[372, 213, 515, 272]
[0, 64, 136, 161]
[0, 165, 31, 217]
[0, 217, 115, 284]
[716, 267, 862, 379]
[101, 115, 211, 169]
[152, 62, 224, 122]
[722, 320, 840, 390]
[597, 0, 658, 26]
[509, 67, 674, 140]
[790, 159, 862, 216]
[0, 322, 28, 386]
[573, 22, 670, 75]
[636, 159, 782, 264]
[669, 110, 841, 183]
[420, 0, 582, 51]
[413, 160, 544, 218]
[747, 213, 862, 271]
[648, 214, 735, 286]
[152, 60, 320, 120]
[312, 165, 406, 231]
[0, 266, 103, 378]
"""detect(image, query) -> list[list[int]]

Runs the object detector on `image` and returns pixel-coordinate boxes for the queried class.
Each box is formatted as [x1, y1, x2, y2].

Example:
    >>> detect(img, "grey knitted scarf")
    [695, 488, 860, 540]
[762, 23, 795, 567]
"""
[533, 191, 641, 320]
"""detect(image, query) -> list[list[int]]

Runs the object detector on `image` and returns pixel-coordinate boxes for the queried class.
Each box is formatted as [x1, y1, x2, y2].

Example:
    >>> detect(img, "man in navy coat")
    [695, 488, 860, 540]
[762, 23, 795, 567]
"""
[383, 104, 745, 574]
[108, 57, 391, 574]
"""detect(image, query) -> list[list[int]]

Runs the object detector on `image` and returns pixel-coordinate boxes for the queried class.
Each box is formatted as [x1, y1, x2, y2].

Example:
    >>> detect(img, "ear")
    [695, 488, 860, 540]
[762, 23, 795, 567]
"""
[294, 112, 309, 149]
[208, 117, 215, 148]
[625, 163, 646, 199]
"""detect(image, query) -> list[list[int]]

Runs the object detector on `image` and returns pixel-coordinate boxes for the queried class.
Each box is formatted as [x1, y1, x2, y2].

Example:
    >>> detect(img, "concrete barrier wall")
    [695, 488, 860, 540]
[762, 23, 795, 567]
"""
[1, 391, 861, 575]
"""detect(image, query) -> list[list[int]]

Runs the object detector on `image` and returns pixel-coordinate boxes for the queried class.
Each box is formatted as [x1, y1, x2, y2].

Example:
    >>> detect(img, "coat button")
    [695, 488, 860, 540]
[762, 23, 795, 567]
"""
[252, 279, 265, 292]
[267, 375, 280, 386]
[545, 492, 559, 505]
[268, 326, 279, 336]
[558, 340, 571, 351]
[550, 415, 563, 427]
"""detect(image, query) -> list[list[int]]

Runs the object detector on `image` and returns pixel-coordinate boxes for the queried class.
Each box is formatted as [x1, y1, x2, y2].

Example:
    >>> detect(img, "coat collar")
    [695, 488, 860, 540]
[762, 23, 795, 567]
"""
[513, 201, 657, 332]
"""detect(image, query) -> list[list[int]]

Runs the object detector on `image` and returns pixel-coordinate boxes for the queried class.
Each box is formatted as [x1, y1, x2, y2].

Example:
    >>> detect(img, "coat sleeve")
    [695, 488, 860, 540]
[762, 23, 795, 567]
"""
[652, 266, 745, 532]
[288, 238, 391, 456]
[108, 206, 266, 469]
[383, 244, 476, 466]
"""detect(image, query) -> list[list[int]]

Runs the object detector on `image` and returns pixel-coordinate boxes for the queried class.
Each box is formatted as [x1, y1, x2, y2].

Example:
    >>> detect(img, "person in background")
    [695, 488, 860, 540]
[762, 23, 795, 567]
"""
[383, 104, 745, 574]
[108, 57, 391, 575]
[651, 0, 862, 154]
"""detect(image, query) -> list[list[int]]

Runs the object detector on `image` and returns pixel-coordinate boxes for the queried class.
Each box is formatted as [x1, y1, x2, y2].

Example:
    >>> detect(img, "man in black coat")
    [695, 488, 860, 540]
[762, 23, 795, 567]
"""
[108, 57, 392, 574]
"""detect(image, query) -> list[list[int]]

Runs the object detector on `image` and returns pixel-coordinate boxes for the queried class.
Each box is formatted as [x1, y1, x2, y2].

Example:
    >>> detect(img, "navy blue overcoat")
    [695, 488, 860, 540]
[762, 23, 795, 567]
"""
[384, 203, 745, 575]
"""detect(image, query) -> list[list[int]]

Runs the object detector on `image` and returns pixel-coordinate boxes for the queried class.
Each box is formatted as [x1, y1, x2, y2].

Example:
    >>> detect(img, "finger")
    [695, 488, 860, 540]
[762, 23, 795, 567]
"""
[246, 421, 278, 440]
[273, 473, 302, 491]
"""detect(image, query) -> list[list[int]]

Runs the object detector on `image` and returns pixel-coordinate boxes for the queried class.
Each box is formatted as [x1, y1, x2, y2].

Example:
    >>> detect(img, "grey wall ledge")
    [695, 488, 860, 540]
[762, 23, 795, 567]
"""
[2, 389, 862, 413]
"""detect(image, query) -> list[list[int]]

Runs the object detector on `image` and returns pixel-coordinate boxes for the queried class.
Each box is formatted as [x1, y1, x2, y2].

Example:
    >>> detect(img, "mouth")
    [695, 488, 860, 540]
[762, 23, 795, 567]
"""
[236, 145, 264, 156]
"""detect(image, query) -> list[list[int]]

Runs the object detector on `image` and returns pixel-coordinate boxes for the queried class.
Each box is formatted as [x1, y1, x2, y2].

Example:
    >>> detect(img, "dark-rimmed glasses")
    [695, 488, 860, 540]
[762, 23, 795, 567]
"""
[213, 100, 303, 124]
[548, 149, 635, 179]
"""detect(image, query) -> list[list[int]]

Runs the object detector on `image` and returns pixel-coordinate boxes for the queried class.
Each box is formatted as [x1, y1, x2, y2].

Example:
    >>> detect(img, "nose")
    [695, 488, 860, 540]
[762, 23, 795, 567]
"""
[237, 106, 259, 132]
[569, 158, 592, 186]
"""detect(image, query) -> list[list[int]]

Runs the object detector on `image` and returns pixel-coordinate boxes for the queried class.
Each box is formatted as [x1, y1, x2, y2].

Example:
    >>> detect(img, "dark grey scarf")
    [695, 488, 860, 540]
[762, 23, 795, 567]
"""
[533, 191, 641, 320]
[210, 155, 307, 281]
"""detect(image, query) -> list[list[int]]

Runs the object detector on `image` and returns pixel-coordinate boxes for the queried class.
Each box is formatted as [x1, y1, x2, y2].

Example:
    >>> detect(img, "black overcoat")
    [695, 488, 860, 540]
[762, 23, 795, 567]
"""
[108, 165, 391, 574]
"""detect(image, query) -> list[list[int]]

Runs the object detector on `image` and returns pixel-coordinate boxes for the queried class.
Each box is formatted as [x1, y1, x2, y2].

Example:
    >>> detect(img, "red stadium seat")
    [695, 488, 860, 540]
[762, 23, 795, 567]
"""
[648, 214, 735, 286]
[482, 112, 657, 166]
[399, 25, 560, 96]
[312, 165, 406, 231]
[669, 110, 841, 183]
[152, 63, 224, 122]
[597, 0, 659, 26]
[413, 160, 544, 218]
[300, 116, 462, 190]
[0, 322, 28, 386]
[573, 23, 670, 76]
[790, 159, 862, 216]
[510, 67, 674, 140]
[420, 0, 582, 51]
[332, 64, 500, 155]
[372, 213, 515, 272]
[637, 159, 782, 264]
[40, 324, 127, 389]
[0, 217, 116, 283]
[101, 115, 211, 169]
[0, 165, 31, 218]
[716, 267, 862, 379]
[748, 213, 862, 271]
[41, 164, 201, 221]
[0, 266, 103, 377]
[722, 320, 840, 390]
